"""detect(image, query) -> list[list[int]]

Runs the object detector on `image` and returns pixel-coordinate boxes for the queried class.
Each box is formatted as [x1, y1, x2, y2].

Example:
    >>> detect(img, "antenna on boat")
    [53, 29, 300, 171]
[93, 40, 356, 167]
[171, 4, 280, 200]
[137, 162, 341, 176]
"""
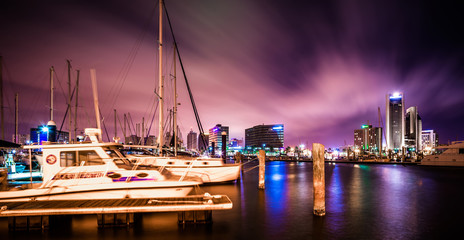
[90, 68, 102, 142]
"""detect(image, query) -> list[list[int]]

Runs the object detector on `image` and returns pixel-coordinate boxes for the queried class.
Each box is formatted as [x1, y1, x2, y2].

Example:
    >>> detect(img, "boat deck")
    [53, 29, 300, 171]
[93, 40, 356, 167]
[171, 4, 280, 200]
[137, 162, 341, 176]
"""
[0, 194, 232, 217]
[0, 194, 232, 230]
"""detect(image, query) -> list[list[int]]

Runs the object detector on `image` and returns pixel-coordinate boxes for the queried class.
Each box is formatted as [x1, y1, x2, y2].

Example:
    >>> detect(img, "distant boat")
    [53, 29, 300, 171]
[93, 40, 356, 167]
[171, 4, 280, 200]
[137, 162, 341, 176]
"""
[122, 145, 241, 184]
[0, 128, 200, 202]
[421, 141, 464, 167]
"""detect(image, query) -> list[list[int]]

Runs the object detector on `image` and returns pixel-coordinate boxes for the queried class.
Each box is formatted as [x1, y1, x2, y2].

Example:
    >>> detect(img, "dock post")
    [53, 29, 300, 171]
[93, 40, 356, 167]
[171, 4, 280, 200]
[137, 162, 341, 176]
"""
[97, 213, 134, 228]
[312, 143, 325, 216]
[258, 150, 265, 190]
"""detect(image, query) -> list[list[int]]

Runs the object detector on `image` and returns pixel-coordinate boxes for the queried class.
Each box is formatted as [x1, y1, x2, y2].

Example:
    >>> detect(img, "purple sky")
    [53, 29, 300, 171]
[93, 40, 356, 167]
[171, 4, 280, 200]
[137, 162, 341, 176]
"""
[1, 0, 464, 148]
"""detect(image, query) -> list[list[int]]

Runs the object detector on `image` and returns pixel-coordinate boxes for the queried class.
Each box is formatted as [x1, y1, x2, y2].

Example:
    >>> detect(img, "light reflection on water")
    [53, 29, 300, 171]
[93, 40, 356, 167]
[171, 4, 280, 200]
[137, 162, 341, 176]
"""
[2, 162, 463, 240]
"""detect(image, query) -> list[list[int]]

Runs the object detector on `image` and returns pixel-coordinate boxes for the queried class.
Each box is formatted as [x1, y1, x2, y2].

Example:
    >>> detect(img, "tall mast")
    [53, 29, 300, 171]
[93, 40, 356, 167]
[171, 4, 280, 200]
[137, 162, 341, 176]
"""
[0, 56, 4, 140]
[114, 109, 117, 141]
[173, 44, 178, 156]
[67, 60, 72, 142]
[50, 66, 54, 121]
[74, 70, 79, 142]
[158, 0, 164, 153]
[90, 69, 101, 141]
[14, 93, 18, 143]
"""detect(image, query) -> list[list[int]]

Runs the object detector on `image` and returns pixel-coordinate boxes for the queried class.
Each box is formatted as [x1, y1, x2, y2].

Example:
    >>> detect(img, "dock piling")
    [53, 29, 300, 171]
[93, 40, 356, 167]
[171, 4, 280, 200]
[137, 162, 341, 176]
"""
[258, 150, 265, 190]
[312, 143, 325, 216]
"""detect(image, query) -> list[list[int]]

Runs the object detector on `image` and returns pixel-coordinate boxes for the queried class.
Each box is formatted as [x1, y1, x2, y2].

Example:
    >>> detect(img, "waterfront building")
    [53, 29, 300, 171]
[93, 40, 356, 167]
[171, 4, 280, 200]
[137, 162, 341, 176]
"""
[229, 138, 243, 148]
[30, 126, 68, 144]
[386, 92, 405, 151]
[421, 130, 439, 151]
[353, 124, 382, 155]
[198, 133, 209, 152]
[405, 106, 422, 151]
[245, 124, 284, 150]
[208, 124, 229, 155]
[12, 134, 30, 145]
[187, 129, 198, 150]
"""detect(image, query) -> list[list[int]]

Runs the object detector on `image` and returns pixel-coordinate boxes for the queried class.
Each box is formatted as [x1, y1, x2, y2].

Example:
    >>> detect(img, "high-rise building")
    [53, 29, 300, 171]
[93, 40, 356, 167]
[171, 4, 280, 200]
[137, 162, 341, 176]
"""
[245, 124, 284, 149]
[405, 106, 422, 151]
[187, 129, 198, 150]
[386, 92, 405, 151]
[198, 133, 209, 151]
[421, 130, 439, 151]
[209, 124, 229, 154]
[354, 124, 382, 155]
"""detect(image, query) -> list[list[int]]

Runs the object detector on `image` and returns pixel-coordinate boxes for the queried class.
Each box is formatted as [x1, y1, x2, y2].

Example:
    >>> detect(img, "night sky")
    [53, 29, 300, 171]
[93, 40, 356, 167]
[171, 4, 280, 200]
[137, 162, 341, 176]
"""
[1, 0, 464, 148]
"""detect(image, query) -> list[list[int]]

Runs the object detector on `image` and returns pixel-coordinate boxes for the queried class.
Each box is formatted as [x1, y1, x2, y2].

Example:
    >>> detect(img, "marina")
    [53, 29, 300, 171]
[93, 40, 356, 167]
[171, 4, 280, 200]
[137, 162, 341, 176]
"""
[1, 161, 463, 239]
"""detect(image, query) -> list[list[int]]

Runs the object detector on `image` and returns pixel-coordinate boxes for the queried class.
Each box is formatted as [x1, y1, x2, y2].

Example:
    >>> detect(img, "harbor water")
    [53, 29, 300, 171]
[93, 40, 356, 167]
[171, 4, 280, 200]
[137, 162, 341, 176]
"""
[2, 161, 464, 239]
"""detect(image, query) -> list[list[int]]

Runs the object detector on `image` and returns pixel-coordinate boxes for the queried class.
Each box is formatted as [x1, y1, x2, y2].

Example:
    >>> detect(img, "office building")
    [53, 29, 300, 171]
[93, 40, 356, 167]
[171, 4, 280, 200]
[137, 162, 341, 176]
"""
[245, 124, 284, 149]
[187, 129, 198, 150]
[354, 124, 382, 155]
[386, 92, 404, 151]
[421, 130, 439, 151]
[209, 124, 229, 154]
[405, 106, 422, 151]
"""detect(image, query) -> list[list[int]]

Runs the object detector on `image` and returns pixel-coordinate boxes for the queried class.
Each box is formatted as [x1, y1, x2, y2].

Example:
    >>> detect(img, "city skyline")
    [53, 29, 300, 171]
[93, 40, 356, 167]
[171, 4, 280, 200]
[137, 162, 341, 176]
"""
[1, 0, 463, 148]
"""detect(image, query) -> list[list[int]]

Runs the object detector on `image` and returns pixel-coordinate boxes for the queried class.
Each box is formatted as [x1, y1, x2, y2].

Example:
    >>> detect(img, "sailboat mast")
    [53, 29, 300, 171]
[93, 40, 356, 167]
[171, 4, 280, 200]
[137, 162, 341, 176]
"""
[90, 69, 101, 141]
[173, 44, 177, 156]
[67, 60, 72, 142]
[74, 70, 79, 142]
[50, 66, 54, 121]
[158, 0, 164, 153]
[0, 56, 4, 140]
[14, 93, 18, 143]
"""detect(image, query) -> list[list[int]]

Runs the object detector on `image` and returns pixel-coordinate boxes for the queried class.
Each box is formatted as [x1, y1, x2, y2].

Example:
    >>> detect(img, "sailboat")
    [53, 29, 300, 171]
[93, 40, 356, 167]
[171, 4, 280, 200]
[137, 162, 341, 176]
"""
[126, 0, 241, 184]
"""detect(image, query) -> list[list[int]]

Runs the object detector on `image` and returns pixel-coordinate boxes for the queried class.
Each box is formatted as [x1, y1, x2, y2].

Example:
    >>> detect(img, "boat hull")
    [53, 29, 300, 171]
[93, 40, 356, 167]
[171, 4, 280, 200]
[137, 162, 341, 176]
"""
[166, 165, 241, 183]
[0, 181, 196, 202]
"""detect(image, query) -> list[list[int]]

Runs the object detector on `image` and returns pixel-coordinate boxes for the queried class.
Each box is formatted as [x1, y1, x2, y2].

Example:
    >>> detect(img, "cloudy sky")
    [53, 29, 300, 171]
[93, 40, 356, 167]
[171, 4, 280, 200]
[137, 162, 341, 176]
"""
[1, 0, 463, 148]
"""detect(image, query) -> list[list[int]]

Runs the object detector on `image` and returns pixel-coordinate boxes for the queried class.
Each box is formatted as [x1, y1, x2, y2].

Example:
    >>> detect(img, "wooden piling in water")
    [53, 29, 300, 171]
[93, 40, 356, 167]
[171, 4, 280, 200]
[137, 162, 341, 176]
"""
[312, 143, 325, 216]
[258, 150, 265, 190]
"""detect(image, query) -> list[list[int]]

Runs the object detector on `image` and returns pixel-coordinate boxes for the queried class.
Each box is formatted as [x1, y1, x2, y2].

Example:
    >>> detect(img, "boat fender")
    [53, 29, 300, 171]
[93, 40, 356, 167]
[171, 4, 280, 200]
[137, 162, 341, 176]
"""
[0, 205, 7, 211]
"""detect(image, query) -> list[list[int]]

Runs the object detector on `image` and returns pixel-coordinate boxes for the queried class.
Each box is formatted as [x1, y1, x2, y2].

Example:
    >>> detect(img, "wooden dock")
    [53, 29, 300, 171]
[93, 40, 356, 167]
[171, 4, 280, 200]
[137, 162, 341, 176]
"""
[0, 194, 232, 230]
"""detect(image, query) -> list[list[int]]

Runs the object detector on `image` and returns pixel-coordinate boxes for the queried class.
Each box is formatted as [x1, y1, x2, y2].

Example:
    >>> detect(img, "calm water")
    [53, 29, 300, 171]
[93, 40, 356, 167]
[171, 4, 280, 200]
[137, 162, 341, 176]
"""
[2, 162, 464, 239]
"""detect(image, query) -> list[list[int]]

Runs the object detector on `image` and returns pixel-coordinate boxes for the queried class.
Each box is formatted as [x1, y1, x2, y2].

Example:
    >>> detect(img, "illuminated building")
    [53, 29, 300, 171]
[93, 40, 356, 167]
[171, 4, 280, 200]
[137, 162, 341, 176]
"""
[30, 125, 68, 144]
[405, 106, 422, 152]
[354, 124, 382, 155]
[386, 92, 404, 151]
[421, 130, 439, 151]
[198, 133, 209, 151]
[245, 124, 284, 149]
[208, 124, 229, 154]
[187, 129, 197, 150]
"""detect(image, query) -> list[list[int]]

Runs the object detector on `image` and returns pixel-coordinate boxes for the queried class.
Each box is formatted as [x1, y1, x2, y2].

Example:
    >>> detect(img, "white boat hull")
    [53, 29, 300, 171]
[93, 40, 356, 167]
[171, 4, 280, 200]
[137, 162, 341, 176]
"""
[0, 181, 196, 202]
[166, 165, 241, 183]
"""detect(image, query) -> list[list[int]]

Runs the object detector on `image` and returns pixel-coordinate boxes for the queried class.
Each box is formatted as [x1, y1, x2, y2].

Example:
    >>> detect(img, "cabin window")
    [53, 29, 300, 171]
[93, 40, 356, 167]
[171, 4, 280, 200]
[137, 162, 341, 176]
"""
[60, 151, 77, 167]
[459, 149, 464, 154]
[60, 150, 105, 166]
[79, 151, 105, 165]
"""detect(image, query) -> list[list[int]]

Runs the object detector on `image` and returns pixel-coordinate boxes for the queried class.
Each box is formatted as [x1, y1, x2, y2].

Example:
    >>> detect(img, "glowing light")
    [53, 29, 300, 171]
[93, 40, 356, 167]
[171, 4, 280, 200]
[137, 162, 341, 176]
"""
[41, 126, 49, 133]
[361, 124, 369, 129]
[389, 92, 402, 99]
[272, 125, 283, 130]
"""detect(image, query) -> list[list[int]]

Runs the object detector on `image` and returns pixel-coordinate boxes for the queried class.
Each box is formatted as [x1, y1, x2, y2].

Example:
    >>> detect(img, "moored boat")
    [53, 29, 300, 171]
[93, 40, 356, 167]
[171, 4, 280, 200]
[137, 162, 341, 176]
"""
[0, 129, 200, 202]
[421, 141, 464, 167]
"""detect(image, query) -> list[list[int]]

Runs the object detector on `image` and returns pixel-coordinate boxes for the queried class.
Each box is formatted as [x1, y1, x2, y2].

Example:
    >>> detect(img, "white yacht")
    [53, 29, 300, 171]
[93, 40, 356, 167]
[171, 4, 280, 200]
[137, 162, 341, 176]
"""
[421, 141, 464, 167]
[0, 129, 200, 202]
[122, 146, 241, 184]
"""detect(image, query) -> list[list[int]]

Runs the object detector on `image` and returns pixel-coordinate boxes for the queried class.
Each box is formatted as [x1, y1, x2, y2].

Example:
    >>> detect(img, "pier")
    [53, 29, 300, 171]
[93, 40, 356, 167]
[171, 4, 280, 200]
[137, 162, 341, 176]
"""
[0, 194, 232, 230]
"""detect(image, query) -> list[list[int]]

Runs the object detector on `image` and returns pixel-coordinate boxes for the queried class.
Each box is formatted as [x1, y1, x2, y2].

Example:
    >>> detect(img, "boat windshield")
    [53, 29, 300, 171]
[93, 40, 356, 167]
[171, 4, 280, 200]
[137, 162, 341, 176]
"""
[103, 147, 133, 170]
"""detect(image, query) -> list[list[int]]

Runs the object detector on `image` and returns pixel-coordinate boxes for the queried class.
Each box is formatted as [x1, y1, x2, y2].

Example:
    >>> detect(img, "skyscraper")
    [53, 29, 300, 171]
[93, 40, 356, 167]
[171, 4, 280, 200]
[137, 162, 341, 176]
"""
[386, 92, 404, 151]
[421, 129, 439, 151]
[187, 129, 198, 150]
[405, 106, 422, 151]
[198, 133, 209, 152]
